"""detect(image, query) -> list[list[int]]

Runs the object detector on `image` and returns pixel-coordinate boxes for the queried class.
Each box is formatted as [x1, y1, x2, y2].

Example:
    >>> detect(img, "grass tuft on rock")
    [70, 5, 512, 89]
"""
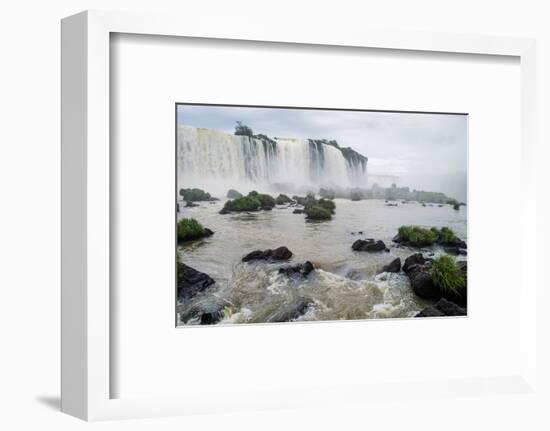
[430, 255, 465, 294]
[177, 218, 206, 242]
[433, 226, 460, 244]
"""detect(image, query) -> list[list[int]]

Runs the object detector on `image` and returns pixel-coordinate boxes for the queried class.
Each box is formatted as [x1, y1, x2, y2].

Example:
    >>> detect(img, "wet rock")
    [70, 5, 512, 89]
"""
[261, 206, 273, 211]
[242, 246, 293, 262]
[185, 201, 199, 208]
[409, 269, 440, 299]
[403, 253, 426, 274]
[444, 246, 467, 256]
[279, 261, 315, 278]
[416, 298, 466, 317]
[415, 306, 445, 317]
[177, 264, 216, 301]
[392, 234, 403, 243]
[267, 298, 312, 322]
[352, 239, 386, 252]
[219, 208, 230, 215]
[272, 246, 293, 260]
[382, 257, 401, 273]
[292, 209, 304, 214]
[200, 303, 225, 325]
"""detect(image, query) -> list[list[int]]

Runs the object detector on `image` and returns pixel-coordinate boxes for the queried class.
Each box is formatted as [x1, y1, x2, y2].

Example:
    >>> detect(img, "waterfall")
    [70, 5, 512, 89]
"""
[177, 126, 368, 196]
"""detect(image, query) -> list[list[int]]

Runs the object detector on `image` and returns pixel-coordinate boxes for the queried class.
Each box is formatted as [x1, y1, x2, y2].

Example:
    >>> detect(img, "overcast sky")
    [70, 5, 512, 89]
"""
[177, 105, 467, 200]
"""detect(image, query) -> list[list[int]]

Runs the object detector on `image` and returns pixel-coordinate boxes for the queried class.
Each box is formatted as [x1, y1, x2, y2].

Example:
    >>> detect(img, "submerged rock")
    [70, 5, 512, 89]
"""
[416, 298, 466, 317]
[177, 264, 216, 301]
[266, 298, 312, 322]
[292, 209, 304, 214]
[444, 246, 467, 256]
[352, 239, 386, 252]
[242, 246, 293, 262]
[261, 205, 273, 211]
[279, 261, 315, 278]
[382, 257, 401, 273]
[185, 201, 199, 208]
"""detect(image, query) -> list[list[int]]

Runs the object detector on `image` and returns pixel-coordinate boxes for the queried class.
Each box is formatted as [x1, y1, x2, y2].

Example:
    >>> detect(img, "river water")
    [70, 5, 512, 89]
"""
[177, 198, 467, 325]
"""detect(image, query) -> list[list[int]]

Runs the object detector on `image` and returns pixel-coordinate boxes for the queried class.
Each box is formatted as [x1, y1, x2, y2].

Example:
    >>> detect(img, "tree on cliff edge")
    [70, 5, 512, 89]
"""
[234, 121, 254, 137]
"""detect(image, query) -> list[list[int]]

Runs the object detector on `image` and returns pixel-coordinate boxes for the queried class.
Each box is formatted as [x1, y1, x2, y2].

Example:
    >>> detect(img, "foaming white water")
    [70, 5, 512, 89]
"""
[177, 126, 367, 196]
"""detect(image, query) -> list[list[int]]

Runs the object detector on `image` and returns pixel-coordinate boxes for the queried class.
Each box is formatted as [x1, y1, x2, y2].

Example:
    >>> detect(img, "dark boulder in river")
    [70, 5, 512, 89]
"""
[242, 246, 293, 262]
[402, 254, 440, 299]
[218, 208, 230, 215]
[177, 264, 216, 301]
[403, 253, 427, 274]
[409, 269, 440, 299]
[416, 298, 466, 317]
[199, 303, 225, 325]
[352, 239, 386, 252]
[279, 261, 315, 278]
[382, 257, 401, 273]
[292, 209, 304, 214]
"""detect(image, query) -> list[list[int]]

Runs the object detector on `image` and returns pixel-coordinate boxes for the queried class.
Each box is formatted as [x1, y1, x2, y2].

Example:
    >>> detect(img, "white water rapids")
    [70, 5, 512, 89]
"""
[177, 126, 367, 195]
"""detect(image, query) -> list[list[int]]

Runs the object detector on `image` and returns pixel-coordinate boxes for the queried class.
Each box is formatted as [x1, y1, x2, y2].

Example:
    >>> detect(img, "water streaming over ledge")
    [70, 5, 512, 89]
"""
[177, 126, 368, 195]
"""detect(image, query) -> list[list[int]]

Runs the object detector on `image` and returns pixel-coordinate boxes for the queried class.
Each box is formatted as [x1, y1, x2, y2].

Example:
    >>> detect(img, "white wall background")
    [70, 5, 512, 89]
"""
[0, 0, 548, 430]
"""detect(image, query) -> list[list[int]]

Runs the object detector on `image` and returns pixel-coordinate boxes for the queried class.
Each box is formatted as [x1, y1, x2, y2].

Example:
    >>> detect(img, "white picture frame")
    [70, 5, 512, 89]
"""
[61, 9, 538, 421]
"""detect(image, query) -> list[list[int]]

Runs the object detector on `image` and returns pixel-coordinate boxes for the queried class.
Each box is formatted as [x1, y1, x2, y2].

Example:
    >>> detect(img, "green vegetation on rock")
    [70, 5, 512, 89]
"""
[224, 195, 261, 212]
[398, 226, 439, 246]
[317, 198, 336, 214]
[397, 225, 463, 247]
[433, 226, 460, 245]
[275, 194, 292, 205]
[301, 195, 336, 220]
[179, 188, 212, 202]
[304, 205, 332, 220]
[226, 189, 243, 199]
[248, 191, 275, 207]
[430, 255, 466, 294]
[177, 218, 211, 242]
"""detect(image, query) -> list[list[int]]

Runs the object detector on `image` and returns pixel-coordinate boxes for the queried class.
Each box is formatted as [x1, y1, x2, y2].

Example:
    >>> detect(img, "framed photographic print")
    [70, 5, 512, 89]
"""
[175, 103, 468, 326]
[61, 10, 539, 421]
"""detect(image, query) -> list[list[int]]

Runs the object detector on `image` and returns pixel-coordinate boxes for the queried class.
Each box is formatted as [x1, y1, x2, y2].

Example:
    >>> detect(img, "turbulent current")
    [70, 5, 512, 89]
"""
[177, 126, 368, 196]
[177, 199, 467, 325]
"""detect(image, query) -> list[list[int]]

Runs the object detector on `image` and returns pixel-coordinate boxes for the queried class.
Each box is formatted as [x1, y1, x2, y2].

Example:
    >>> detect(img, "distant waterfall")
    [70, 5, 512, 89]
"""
[177, 126, 368, 195]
